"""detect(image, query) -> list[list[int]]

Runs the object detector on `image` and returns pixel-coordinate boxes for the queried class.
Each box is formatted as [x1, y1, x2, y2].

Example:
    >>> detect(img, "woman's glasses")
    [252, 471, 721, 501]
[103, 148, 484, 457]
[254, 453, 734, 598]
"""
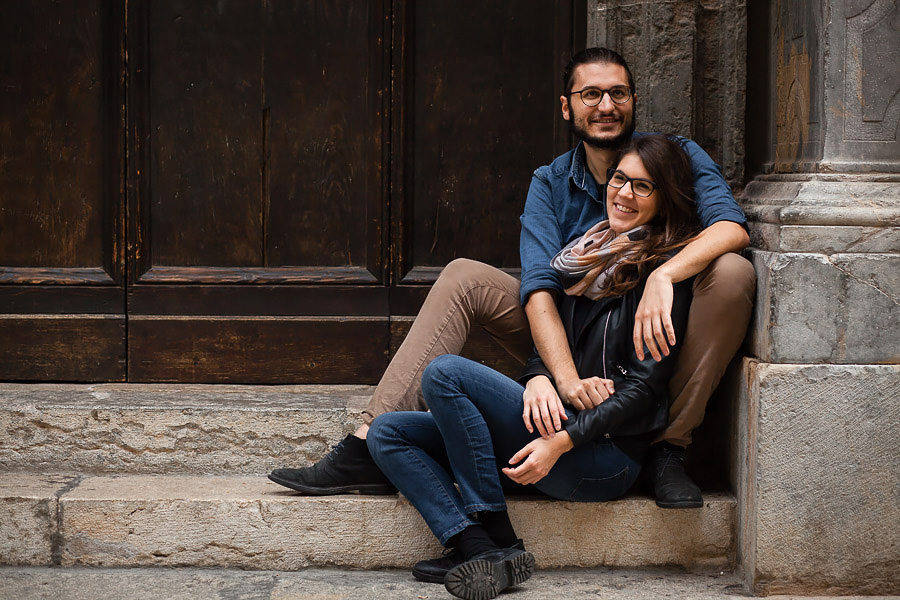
[606, 169, 656, 197]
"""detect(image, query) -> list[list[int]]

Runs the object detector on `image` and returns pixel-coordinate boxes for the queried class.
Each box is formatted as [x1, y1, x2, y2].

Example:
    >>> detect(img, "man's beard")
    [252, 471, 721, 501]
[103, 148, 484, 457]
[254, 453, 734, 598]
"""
[571, 111, 637, 149]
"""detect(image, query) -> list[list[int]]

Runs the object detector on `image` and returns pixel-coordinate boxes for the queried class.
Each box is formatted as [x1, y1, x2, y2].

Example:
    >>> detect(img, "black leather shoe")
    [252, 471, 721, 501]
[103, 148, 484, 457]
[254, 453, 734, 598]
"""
[268, 434, 396, 495]
[412, 540, 525, 584]
[444, 547, 534, 600]
[650, 442, 703, 508]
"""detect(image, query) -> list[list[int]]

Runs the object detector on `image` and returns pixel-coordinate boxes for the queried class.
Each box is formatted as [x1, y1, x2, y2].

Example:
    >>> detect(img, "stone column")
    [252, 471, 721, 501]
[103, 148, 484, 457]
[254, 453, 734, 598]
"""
[588, 0, 747, 184]
[737, 0, 899, 594]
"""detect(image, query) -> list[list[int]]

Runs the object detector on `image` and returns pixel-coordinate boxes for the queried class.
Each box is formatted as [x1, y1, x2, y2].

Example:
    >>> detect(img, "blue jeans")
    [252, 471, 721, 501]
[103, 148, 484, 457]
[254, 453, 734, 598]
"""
[367, 354, 641, 545]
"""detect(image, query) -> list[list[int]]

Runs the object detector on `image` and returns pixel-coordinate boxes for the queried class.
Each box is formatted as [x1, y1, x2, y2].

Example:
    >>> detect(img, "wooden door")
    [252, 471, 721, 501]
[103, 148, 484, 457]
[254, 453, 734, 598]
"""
[389, 0, 581, 374]
[1, 0, 581, 383]
[0, 2, 126, 381]
[126, 0, 390, 382]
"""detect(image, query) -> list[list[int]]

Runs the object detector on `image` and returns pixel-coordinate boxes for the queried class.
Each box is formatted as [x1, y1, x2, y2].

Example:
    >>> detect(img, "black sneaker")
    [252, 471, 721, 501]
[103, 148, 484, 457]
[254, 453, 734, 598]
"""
[413, 540, 526, 584]
[650, 442, 703, 509]
[268, 434, 396, 495]
[444, 547, 534, 600]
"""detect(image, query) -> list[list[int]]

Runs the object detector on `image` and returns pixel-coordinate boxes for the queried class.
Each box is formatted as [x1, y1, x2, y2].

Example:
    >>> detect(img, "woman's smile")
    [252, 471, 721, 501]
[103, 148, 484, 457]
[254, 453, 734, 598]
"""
[606, 152, 660, 233]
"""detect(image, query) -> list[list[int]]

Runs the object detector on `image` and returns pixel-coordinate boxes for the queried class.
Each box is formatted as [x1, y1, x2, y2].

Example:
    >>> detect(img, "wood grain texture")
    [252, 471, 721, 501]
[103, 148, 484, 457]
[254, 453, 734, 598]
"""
[147, 1, 263, 267]
[264, 0, 386, 276]
[395, 0, 575, 279]
[0, 287, 124, 314]
[128, 317, 390, 383]
[0, 1, 122, 276]
[0, 315, 125, 381]
[128, 285, 388, 317]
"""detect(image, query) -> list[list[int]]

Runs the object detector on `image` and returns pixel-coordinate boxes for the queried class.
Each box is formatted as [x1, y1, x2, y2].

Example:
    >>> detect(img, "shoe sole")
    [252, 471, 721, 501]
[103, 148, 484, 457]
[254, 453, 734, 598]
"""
[267, 473, 396, 495]
[444, 551, 534, 600]
[655, 498, 704, 509]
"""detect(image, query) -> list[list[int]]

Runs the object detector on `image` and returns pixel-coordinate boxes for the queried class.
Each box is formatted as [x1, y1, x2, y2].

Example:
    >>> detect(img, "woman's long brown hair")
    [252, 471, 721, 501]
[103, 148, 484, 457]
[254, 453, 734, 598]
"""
[596, 134, 701, 298]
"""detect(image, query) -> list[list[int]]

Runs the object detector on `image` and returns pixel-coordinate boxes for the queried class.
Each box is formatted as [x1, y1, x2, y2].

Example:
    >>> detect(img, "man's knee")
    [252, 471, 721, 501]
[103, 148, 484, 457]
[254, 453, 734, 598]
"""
[432, 258, 508, 297]
[695, 252, 757, 305]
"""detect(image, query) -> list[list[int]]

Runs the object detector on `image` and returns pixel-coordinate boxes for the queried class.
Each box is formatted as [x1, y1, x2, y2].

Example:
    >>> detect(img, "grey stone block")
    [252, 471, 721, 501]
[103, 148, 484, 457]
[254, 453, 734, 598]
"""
[0, 384, 371, 475]
[748, 250, 900, 364]
[51, 475, 735, 570]
[0, 475, 76, 565]
[734, 360, 900, 595]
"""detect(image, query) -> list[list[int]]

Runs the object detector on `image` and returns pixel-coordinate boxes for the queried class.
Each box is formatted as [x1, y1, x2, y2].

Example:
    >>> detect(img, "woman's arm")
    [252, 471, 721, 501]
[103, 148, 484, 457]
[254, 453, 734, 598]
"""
[634, 220, 748, 361]
[502, 429, 574, 486]
[563, 278, 694, 447]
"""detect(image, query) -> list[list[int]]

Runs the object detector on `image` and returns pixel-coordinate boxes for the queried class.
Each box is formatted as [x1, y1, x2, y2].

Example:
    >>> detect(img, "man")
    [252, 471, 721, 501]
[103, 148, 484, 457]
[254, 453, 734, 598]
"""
[269, 47, 755, 509]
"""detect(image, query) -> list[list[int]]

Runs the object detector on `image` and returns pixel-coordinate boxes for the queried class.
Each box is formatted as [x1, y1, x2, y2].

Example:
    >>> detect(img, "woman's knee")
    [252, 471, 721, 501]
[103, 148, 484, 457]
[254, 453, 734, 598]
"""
[421, 354, 466, 400]
[366, 413, 402, 456]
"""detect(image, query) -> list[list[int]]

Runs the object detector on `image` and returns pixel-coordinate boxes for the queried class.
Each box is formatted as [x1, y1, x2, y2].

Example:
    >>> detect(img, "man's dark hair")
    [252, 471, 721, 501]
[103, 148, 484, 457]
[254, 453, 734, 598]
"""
[562, 47, 635, 94]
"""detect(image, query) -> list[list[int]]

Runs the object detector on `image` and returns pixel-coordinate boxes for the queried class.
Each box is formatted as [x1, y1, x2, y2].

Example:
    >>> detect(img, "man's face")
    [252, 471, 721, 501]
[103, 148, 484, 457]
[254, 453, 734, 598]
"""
[560, 62, 636, 149]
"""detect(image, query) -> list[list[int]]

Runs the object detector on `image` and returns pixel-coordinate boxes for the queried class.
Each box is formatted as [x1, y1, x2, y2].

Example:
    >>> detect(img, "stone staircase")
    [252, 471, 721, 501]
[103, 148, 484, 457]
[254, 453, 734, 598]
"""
[0, 384, 736, 571]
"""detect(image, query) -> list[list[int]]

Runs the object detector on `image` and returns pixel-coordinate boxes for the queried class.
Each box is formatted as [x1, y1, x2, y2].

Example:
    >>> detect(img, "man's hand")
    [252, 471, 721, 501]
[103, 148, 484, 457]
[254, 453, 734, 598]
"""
[556, 376, 615, 411]
[502, 431, 574, 486]
[634, 268, 676, 361]
[522, 375, 567, 438]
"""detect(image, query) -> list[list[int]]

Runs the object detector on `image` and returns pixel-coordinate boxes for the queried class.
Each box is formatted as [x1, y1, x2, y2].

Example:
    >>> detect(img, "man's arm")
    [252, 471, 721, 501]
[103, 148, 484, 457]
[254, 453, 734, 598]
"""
[634, 220, 749, 361]
[525, 290, 614, 411]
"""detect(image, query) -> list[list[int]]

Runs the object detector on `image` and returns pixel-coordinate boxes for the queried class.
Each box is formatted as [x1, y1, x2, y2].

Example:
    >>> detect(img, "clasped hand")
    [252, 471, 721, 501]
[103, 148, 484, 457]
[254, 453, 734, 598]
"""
[522, 375, 614, 439]
[502, 431, 574, 486]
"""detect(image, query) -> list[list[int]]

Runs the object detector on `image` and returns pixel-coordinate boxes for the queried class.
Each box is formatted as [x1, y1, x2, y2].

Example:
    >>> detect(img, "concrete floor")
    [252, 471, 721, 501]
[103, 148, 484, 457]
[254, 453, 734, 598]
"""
[1, 567, 896, 600]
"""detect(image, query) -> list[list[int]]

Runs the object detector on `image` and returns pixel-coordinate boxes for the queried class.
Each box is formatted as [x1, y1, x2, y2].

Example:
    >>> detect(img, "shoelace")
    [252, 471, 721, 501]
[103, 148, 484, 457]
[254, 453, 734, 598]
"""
[655, 448, 684, 477]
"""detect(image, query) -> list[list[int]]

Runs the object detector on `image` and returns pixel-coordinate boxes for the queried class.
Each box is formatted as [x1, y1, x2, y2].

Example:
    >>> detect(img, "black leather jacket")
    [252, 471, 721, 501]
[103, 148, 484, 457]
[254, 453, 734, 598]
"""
[519, 276, 693, 462]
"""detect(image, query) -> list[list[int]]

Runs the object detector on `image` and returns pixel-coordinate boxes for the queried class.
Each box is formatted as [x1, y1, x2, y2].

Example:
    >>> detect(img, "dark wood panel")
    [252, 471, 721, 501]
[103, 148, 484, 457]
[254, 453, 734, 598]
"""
[0, 287, 124, 314]
[394, 0, 577, 280]
[264, 0, 387, 277]
[389, 317, 523, 380]
[0, 268, 114, 285]
[129, 317, 390, 383]
[0, 1, 123, 277]
[0, 316, 125, 381]
[135, 266, 378, 285]
[129, 285, 388, 316]
[146, 0, 264, 268]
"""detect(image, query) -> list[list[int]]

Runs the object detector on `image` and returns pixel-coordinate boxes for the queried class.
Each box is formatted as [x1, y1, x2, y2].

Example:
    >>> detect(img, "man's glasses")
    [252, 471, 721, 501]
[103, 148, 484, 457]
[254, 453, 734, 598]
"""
[606, 168, 656, 197]
[569, 85, 633, 107]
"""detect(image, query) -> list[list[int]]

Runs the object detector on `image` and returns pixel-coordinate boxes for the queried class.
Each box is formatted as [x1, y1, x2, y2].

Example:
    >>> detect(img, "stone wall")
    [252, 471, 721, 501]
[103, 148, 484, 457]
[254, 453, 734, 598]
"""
[738, 0, 900, 594]
[588, 0, 747, 184]
[589, 0, 900, 594]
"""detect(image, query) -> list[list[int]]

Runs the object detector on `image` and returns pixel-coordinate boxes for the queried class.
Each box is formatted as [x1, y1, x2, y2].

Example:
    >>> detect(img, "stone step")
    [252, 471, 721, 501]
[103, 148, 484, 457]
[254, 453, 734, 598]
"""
[1, 473, 736, 571]
[0, 384, 370, 474]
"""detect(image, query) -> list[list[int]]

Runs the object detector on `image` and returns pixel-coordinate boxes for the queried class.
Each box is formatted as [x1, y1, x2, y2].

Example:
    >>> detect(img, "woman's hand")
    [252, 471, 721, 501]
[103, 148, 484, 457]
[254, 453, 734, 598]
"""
[556, 376, 615, 411]
[502, 432, 574, 486]
[633, 267, 676, 361]
[522, 375, 567, 438]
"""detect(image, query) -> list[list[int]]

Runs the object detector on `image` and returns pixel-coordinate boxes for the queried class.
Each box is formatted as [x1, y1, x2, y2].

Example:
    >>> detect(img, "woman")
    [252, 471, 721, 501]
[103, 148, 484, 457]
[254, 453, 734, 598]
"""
[367, 134, 701, 600]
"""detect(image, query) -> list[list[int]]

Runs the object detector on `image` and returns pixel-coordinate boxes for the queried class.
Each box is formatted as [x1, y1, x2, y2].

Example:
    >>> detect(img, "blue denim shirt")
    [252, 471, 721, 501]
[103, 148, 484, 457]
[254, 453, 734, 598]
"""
[519, 134, 747, 304]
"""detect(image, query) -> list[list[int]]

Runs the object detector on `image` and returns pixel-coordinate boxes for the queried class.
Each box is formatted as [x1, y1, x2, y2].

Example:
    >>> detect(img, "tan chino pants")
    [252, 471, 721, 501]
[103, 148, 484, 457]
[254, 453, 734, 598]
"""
[362, 254, 756, 447]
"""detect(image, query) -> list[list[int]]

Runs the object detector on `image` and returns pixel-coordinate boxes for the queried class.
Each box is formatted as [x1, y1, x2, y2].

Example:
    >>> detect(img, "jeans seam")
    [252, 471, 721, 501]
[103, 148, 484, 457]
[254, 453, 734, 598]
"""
[568, 465, 630, 501]
[399, 440, 472, 543]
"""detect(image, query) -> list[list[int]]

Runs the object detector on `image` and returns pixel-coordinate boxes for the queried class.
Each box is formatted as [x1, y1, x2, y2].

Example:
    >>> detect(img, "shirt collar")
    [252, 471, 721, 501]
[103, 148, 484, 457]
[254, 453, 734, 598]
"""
[568, 141, 601, 202]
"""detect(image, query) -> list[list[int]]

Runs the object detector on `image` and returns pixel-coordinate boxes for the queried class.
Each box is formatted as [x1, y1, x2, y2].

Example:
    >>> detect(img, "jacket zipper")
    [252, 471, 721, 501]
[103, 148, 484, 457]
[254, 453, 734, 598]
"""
[601, 312, 611, 380]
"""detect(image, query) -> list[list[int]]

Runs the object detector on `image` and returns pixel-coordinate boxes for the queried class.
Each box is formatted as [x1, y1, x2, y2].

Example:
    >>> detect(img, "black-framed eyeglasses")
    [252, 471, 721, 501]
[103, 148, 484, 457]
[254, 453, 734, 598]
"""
[569, 85, 632, 106]
[606, 168, 656, 197]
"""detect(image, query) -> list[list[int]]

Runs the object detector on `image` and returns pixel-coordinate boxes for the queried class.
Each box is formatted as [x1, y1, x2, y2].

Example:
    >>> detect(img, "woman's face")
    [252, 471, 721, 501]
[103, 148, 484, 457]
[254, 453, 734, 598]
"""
[606, 152, 660, 234]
